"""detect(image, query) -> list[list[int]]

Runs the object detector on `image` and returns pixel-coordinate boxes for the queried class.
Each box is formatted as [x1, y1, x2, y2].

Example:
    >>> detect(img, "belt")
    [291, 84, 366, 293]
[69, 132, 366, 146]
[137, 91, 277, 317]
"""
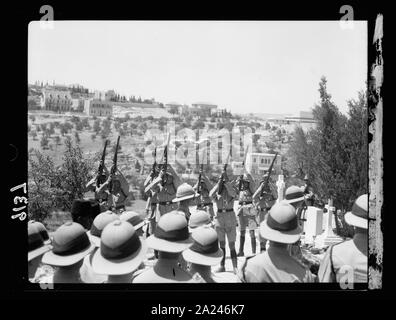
[259, 207, 268, 212]
[158, 201, 173, 206]
[217, 208, 234, 213]
[239, 201, 252, 205]
[197, 203, 213, 208]
[115, 205, 125, 210]
[151, 203, 158, 207]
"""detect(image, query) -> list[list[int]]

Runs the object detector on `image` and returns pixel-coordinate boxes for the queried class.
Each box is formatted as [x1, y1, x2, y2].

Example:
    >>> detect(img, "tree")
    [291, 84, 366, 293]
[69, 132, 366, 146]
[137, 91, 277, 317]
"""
[91, 133, 96, 142]
[29, 115, 36, 123]
[287, 77, 367, 211]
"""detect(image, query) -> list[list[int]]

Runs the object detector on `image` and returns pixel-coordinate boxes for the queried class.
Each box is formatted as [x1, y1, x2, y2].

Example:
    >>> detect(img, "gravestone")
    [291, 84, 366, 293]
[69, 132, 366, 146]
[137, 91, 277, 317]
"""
[315, 200, 343, 248]
[302, 206, 323, 245]
[276, 174, 285, 203]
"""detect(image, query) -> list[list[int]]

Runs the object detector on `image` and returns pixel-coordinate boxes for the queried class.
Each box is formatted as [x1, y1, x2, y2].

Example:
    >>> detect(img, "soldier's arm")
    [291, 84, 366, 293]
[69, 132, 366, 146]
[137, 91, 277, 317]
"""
[225, 182, 237, 199]
[252, 182, 264, 201]
[247, 174, 256, 195]
[209, 182, 220, 199]
[86, 176, 96, 189]
[202, 175, 213, 191]
[96, 176, 111, 193]
[103, 165, 109, 175]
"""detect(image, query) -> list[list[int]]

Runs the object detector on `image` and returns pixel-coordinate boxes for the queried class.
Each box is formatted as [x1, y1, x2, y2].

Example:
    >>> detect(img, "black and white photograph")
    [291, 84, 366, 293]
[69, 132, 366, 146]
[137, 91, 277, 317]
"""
[18, 8, 384, 297]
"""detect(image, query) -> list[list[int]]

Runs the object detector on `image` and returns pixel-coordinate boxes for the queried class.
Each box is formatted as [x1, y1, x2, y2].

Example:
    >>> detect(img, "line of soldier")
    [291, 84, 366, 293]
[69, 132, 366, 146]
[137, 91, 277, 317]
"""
[28, 191, 368, 284]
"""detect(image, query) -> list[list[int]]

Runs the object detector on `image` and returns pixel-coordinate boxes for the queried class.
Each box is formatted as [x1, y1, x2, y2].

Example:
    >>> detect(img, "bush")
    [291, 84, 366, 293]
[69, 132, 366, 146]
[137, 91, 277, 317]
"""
[28, 140, 96, 221]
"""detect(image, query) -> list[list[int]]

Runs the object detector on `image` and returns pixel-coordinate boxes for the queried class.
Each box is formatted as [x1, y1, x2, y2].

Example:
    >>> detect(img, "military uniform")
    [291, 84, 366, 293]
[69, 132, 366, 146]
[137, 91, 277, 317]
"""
[302, 182, 315, 207]
[147, 165, 181, 222]
[97, 169, 129, 214]
[318, 233, 367, 283]
[209, 178, 238, 272]
[235, 173, 258, 255]
[252, 180, 277, 252]
[193, 174, 214, 219]
[239, 246, 315, 283]
[86, 167, 111, 212]
[144, 170, 159, 235]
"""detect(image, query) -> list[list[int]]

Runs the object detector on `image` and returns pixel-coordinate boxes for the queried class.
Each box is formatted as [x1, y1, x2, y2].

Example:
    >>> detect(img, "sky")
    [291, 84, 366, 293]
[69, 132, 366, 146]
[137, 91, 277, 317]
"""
[28, 21, 367, 115]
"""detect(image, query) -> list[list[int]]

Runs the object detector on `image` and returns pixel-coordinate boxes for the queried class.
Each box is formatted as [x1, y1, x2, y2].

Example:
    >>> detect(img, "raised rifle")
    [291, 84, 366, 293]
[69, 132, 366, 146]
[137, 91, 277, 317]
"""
[109, 135, 120, 193]
[238, 145, 250, 192]
[197, 163, 203, 194]
[260, 152, 278, 197]
[96, 139, 109, 187]
[218, 152, 230, 195]
[160, 133, 170, 186]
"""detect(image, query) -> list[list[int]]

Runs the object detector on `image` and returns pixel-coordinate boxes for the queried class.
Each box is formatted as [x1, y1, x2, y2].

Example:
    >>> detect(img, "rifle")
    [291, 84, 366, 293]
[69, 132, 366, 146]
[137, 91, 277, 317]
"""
[238, 145, 250, 192]
[260, 152, 278, 197]
[197, 163, 203, 194]
[160, 133, 170, 186]
[151, 143, 158, 180]
[109, 136, 120, 193]
[96, 139, 109, 187]
[218, 152, 230, 195]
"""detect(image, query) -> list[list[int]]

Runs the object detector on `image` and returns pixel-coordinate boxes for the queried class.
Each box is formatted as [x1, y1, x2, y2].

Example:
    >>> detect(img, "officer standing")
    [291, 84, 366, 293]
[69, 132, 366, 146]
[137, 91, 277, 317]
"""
[209, 166, 238, 274]
[318, 194, 368, 283]
[193, 172, 214, 220]
[235, 171, 257, 256]
[239, 202, 315, 283]
[252, 172, 277, 252]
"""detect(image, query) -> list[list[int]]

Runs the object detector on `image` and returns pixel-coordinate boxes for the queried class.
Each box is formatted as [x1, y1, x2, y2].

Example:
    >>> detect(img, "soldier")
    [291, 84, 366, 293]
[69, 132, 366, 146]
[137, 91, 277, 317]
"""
[132, 211, 201, 283]
[91, 220, 147, 283]
[172, 183, 199, 222]
[41, 222, 95, 283]
[318, 194, 368, 283]
[252, 172, 277, 252]
[97, 167, 129, 214]
[302, 175, 315, 207]
[80, 210, 118, 283]
[86, 165, 110, 212]
[239, 202, 315, 283]
[28, 222, 51, 283]
[182, 226, 224, 283]
[283, 186, 308, 260]
[193, 172, 214, 220]
[209, 166, 239, 274]
[147, 164, 181, 221]
[143, 164, 160, 236]
[235, 171, 257, 256]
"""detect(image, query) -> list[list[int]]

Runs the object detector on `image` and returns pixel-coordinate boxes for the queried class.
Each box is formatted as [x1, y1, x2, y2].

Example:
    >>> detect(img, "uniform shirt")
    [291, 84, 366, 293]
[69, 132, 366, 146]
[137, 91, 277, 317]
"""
[252, 182, 277, 210]
[132, 259, 199, 283]
[239, 246, 315, 283]
[79, 250, 107, 283]
[318, 233, 367, 283]
[210, 182, 236, 211]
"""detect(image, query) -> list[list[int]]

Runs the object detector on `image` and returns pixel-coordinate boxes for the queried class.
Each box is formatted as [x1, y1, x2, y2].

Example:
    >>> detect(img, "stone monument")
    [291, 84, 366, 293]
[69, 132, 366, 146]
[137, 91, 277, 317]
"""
[276, 174, 285, 203]
[315, 199, 343, 248]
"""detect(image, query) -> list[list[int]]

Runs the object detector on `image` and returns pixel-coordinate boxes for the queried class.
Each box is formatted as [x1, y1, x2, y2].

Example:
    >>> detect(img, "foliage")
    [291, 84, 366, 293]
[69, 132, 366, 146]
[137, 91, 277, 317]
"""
[28, 139, 96, 222]
[287, 77, 367, 210]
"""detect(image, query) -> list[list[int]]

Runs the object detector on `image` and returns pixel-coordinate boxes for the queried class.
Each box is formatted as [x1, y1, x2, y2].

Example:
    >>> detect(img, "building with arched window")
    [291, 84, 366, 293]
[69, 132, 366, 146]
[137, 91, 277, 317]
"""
[40, 89, 73, 111]
[84, 99, 113, 117]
